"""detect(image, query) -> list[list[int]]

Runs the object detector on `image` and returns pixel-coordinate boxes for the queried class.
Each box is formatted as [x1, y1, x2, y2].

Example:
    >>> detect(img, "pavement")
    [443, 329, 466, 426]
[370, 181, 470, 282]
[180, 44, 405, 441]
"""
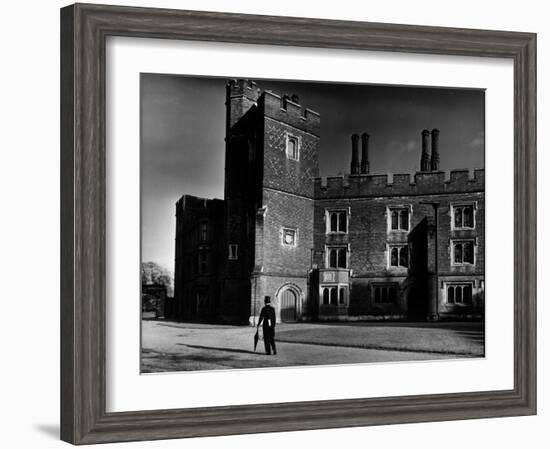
[141, 320, 484, 373]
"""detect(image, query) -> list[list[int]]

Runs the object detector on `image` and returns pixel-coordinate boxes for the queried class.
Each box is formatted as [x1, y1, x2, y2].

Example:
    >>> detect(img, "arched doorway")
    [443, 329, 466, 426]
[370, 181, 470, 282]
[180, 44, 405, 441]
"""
[279, 287, 298, 322]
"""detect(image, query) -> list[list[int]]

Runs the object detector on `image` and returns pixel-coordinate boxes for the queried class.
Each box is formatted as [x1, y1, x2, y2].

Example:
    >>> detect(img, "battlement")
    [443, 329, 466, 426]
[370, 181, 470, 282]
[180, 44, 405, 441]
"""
[226, 79, 261, 100]
[314, 169, 484, 199]
[176, 194, 224, 214]
[259, 90, 321, 136]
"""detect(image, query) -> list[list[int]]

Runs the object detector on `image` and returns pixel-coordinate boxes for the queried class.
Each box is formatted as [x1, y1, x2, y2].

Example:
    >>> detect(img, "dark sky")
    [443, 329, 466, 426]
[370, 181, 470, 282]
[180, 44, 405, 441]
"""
[141, 74, 484, 270]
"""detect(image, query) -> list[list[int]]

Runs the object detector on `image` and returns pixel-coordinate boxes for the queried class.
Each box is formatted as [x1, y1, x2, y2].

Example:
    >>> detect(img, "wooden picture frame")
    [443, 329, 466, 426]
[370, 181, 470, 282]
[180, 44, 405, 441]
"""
[60, 3, 536, 444]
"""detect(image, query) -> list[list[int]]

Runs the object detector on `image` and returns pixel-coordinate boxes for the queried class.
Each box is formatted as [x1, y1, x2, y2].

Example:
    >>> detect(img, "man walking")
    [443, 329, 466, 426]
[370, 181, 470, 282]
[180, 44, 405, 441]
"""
[257, 296, 277, 355]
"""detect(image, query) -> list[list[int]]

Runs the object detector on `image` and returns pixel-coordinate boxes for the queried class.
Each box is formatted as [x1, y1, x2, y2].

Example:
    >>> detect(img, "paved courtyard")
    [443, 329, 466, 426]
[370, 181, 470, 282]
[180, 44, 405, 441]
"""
[141, 320, 484, 373]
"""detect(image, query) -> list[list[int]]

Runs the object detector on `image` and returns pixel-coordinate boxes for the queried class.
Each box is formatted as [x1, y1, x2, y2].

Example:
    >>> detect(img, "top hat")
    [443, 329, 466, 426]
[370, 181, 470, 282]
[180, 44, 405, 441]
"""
[264, 296, 271, 304]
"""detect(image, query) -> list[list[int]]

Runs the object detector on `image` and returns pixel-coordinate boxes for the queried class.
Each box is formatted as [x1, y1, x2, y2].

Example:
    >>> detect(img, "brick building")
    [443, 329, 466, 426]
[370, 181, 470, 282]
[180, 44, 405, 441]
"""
[174, 80, 484, 324]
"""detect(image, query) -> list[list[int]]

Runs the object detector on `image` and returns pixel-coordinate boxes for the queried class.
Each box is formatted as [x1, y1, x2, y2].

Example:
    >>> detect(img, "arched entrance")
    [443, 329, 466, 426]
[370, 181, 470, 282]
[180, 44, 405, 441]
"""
[278, 286, 299, 322]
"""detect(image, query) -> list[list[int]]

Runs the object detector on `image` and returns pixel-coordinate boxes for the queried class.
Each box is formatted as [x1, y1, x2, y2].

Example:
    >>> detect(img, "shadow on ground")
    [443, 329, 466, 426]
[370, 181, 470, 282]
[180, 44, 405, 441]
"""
[178, 343, 257, 355]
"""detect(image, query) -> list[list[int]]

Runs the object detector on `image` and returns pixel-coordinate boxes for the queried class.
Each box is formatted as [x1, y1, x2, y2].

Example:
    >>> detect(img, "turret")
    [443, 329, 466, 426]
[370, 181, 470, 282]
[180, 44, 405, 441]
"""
[226, 79, 260, 131]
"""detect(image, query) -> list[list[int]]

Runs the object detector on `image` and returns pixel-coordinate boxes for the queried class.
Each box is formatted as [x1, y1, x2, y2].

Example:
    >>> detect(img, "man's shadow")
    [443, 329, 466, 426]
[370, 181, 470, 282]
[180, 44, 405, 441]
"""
[178, 343, 257, 355]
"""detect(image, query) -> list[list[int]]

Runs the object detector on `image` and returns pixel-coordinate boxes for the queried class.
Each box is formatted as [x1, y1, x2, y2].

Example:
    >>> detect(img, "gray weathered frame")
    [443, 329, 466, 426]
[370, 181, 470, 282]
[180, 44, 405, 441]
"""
[60, 3, 537, 445]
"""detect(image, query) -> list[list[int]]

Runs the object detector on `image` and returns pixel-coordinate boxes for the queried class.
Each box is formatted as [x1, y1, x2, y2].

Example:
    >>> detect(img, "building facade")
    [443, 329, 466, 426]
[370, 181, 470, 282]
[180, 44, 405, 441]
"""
[174, 80, 485, 324]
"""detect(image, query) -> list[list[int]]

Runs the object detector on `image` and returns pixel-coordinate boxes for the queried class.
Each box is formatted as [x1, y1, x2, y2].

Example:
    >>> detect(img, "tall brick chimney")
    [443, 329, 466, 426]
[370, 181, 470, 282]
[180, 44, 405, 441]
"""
[360, 132, 370, 174]
[430, 128, 440, 171]
[351, 134, 360, 175]
[420, 129, 431, 172]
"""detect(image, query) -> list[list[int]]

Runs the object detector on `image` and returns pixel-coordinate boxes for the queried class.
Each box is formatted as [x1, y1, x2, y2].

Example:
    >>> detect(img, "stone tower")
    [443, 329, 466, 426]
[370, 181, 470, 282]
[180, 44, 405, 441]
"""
[219, 80, 320, 324]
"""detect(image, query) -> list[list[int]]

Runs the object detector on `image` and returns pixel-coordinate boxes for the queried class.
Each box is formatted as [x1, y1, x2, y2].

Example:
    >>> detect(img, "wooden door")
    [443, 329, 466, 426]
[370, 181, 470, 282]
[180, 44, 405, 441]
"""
[280, 288, 297, 322]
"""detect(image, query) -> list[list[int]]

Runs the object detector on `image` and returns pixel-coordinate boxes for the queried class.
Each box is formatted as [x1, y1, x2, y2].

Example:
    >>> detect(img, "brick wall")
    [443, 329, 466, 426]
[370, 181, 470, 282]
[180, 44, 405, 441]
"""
[262, 117, 319, 198]
[313, 191, 485, 318]
[260, 189, 314, 275]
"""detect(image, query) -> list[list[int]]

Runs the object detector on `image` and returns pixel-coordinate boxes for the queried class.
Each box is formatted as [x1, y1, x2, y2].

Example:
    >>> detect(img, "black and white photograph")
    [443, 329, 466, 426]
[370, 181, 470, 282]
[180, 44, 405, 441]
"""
[140, 75, 485, 373]
[1, 0, 544, 447]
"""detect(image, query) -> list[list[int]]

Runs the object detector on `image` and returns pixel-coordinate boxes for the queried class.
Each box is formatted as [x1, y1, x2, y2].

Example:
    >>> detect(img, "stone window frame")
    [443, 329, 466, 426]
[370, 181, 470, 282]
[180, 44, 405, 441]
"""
[228, 243, 239, 260]
[325, 207, 350, 234]
[325, 244, 350, 269]
[371, 282, 399, 304]
[319, 284, 348, 307]
[450, 201, 477, 230]
[387, 243, 409, 269]
[281, 227, 298, 247]
[198, 219, 209, 242]
[285, 132, 301, 161]
[386, 205, 412, 233]
[450, 238, 477, 266]
[445, 281, 475, 305]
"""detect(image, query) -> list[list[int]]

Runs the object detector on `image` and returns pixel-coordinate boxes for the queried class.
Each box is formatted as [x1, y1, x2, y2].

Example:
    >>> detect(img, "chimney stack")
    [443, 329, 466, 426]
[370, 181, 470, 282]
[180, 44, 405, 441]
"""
[360, 132, 370, 174]
[420, 129, 431, 172]
[430, 128, 440, 171]
[351, 134, 360, 175]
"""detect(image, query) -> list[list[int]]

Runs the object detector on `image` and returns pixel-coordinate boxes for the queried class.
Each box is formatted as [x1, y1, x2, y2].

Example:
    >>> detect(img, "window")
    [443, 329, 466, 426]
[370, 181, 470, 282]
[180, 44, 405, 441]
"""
[388, 207, 409, 231]
[327, 210, 348, 233]
[373, 284, 398, 304]
[282, 228, 297, 246]
[389, 245, 408, 268]
[452, 240, 475, 265]
[228, 244, 239, 260]
[322, 288, 330, 305]
[321, 286, 347, 306]
[199, 221, 208, 242]
[330, 287, 338, 305]
[321, 287, 338, 305]
[452, 204, 475, 229]
[338, 287, 346, 305]
[286, 135, 300, 161]
[446, 284, 473, 304]
[198, 251, 208, 274]
[327, 247, 347, 269]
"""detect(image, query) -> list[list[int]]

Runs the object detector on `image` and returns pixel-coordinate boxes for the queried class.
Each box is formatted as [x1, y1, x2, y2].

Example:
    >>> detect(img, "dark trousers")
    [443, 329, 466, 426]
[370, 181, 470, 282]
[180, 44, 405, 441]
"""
[263, 326, 276, 355]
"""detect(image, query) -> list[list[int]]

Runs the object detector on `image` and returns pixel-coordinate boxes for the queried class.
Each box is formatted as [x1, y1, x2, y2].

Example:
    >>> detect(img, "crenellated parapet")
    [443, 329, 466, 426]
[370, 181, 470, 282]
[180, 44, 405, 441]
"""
[314, 169, 484, 199]
[259, 90, 320, 136]
[226, 79, 261, 131]
[176, 194, 224, 215]
[226, 79, 261, 99]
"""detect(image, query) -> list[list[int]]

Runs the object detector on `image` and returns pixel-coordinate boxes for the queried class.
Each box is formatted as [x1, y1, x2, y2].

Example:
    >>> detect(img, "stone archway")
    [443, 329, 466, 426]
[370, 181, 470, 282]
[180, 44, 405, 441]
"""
[276, 283, 302, 322]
